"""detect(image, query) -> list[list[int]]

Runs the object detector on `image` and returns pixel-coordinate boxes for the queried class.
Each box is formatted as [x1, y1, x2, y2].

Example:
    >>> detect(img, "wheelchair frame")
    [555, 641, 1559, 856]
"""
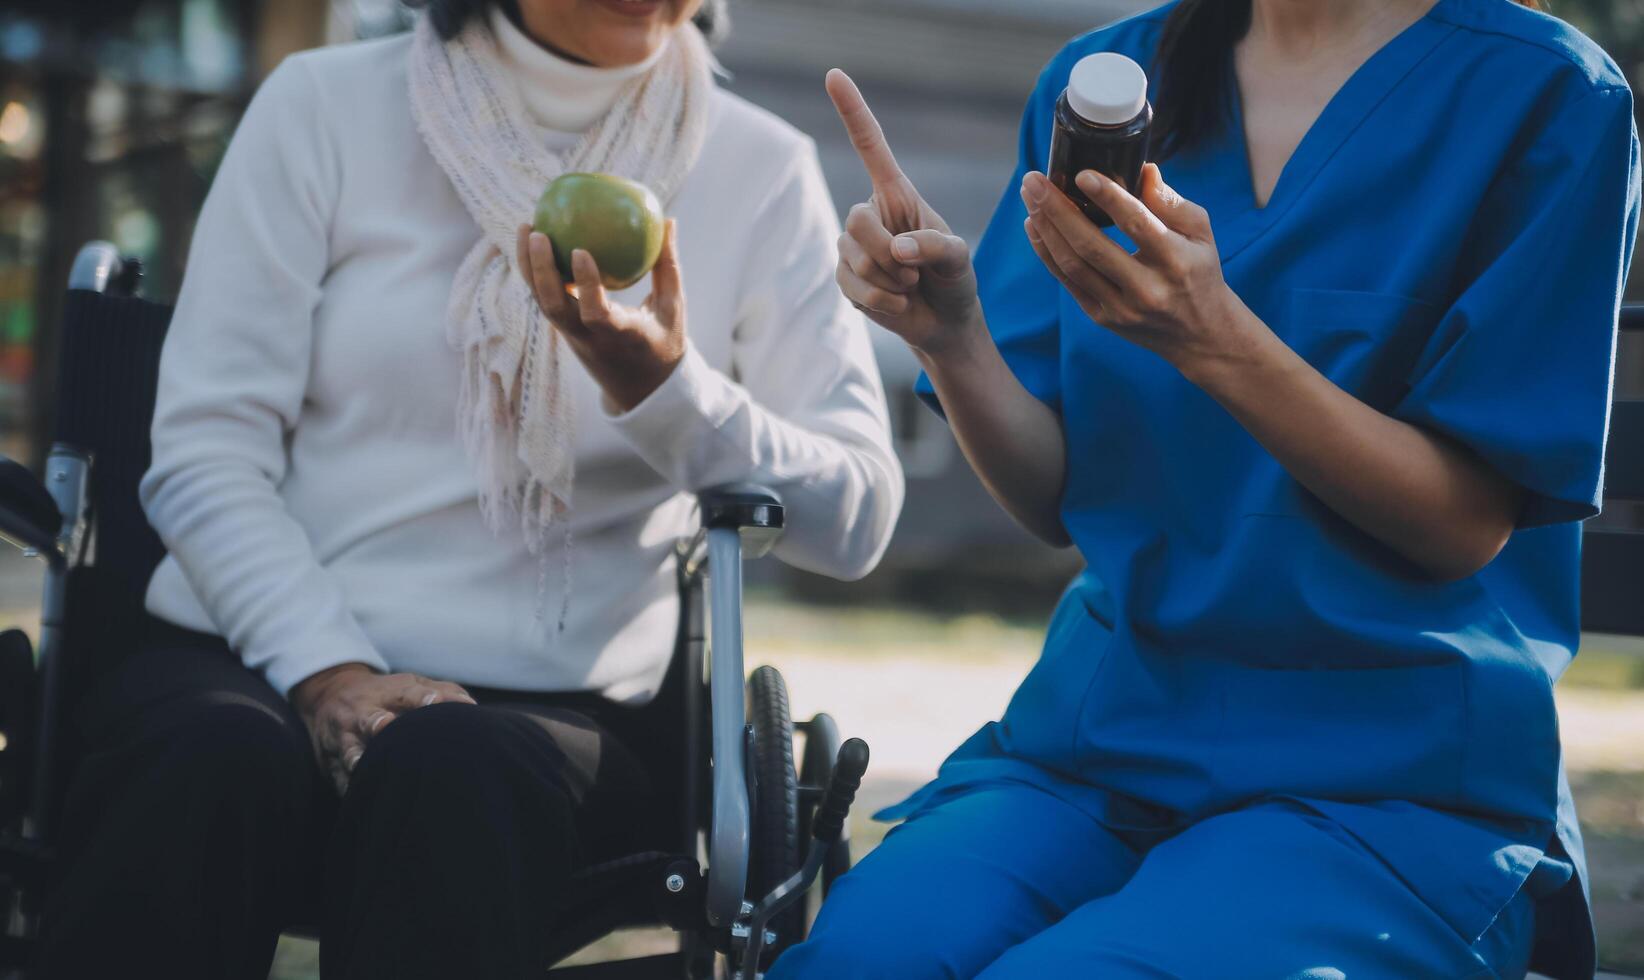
[0, 242, 868, 980]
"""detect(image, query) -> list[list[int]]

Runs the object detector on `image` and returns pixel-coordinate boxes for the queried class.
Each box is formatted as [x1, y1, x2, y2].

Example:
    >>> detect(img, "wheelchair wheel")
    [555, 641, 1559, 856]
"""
[797, 712, 851, 899]
[745, 665, 801, 956]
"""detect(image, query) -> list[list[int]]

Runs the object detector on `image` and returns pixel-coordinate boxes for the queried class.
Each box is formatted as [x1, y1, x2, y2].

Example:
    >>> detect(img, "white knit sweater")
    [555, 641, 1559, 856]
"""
[139, 21, 904, 700]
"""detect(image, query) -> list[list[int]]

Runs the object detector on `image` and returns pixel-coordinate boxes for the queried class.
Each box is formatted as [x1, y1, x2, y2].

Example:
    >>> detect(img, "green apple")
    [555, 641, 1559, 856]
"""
[533, 173, 665, 290]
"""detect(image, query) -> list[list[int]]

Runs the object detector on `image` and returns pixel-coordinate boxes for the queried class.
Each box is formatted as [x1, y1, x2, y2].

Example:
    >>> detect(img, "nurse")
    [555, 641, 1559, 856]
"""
[774, 0, 1637, 977]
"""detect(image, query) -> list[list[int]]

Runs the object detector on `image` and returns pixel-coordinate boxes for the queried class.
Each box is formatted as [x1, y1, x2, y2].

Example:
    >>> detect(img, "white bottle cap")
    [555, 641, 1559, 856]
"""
[1066, 52, 1148, 126]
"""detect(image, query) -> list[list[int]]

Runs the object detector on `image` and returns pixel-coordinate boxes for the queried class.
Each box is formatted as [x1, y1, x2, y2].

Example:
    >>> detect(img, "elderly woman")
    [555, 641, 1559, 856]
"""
[38, 0, 901, 977]
[782, 0, 1636, 977]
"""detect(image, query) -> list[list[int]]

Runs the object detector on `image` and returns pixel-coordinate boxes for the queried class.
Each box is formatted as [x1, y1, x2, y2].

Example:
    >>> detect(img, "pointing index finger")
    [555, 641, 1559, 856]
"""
[826, 69, 905, 191]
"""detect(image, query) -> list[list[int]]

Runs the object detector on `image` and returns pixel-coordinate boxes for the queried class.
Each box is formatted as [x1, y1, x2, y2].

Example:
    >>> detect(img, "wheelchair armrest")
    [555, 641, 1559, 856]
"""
[0, 457, 63, 556]
[692, 484, 785, 928]
[698, 485, 783, 561]
[699, 484, 783, 531]
[69, 241, 142, 297]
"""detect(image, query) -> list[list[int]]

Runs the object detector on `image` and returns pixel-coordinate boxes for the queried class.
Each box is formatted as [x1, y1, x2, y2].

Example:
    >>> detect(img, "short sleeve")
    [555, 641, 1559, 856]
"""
[1393, 84, 1641, 527]
[916, 50, 1069, 417]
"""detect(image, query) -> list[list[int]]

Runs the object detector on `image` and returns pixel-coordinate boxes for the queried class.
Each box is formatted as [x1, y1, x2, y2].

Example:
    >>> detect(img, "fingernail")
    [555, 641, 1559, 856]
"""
[421, 692, 437, 706]
[1023, 216, 1040, 242]
[369, 711, 391, 733]
[344, 748, 363, 770]
[1024, 173, 1046, 203]
[1077, 170, 1105, 192]
[892, 236, 918, 260]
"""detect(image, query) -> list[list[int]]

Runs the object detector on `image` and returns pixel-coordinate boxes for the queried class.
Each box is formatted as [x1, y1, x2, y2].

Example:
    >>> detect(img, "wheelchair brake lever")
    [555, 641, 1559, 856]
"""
[736, 739, 869, 980]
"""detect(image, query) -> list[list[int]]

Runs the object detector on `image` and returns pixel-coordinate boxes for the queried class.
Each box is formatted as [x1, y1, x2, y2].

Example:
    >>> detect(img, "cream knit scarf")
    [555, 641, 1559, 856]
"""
[408, 11, 712, 559]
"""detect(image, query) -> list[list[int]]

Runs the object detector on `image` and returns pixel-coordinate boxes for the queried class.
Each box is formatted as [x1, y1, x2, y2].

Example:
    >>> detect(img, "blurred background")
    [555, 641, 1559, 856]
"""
[0, 0, 1641, 975]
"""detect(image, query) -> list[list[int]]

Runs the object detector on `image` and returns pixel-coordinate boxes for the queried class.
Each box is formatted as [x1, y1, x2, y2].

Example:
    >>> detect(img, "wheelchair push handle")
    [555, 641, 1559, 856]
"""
[735, 738, 871, 979]
[811, 738, 869, 845]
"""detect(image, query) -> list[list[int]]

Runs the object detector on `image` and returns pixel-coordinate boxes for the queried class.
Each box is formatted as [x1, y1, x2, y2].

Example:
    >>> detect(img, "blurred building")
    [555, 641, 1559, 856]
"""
[0, 0, 1150, 595]
[1, 0, 1638, 598]
[0, 0, 337, 464]
[719, 0, 1152, 594]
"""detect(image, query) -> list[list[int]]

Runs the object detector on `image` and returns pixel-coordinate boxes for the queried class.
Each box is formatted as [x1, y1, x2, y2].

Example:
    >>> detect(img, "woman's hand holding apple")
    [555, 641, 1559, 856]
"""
[516, 218, 687, 414]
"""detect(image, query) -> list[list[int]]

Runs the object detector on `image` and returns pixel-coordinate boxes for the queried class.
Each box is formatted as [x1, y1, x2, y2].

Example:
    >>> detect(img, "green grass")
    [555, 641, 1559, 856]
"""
[744, 588, 1045, 662]
[1566, 635, 1644, 690]
[750, 590, 1644, 691]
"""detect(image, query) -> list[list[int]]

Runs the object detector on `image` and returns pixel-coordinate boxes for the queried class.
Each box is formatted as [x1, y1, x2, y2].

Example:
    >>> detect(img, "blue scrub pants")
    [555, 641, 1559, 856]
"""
[771, 784, 1535, 979]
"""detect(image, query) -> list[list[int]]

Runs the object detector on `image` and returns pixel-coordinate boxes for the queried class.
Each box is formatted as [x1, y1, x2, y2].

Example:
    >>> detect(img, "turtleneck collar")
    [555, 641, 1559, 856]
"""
[488, 6, 668, 134]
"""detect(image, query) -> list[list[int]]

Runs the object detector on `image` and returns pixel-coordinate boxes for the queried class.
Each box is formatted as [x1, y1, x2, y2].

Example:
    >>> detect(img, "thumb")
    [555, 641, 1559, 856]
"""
[1139, 163, 1211, 239]
[890, 229, 972, 279]
[650, 219, 684, 321]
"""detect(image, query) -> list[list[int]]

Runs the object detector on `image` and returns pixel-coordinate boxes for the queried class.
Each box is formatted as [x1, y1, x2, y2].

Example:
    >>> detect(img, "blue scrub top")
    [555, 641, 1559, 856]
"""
[898, 1, 1639, 975]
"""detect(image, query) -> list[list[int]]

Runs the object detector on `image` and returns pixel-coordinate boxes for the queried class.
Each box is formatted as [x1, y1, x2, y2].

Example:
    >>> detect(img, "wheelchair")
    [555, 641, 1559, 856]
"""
[0, 242, 869, 979]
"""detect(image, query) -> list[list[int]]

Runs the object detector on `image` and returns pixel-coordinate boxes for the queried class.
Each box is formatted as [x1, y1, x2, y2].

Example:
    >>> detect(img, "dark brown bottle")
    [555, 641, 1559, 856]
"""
[1047, 52, 1152, 228]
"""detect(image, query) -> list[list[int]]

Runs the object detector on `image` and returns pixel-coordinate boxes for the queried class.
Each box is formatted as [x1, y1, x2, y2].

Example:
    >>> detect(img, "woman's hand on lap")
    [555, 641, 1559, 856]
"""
[290, 663, 476, 794]
[1022, 165, 1261, 380]
[826, 69, 982, 359]
[516, 219, 687, 413]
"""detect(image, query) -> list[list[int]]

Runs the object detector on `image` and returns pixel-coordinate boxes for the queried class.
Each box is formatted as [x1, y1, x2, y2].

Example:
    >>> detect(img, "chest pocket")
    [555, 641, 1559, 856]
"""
[1281, 288, 1441, 412]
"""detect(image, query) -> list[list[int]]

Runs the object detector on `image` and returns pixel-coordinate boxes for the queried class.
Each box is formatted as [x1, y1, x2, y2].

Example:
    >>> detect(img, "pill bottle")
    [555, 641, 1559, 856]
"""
[1047, 52, 1152, 228]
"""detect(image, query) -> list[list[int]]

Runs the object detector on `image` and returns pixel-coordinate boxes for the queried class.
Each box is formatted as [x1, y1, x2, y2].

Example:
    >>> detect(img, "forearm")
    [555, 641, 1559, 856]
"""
[606, 344, 903, 580]
[1184, 308, 1521, 580]
[142, 457, 391, 694]
[921, 321, 1071, 547]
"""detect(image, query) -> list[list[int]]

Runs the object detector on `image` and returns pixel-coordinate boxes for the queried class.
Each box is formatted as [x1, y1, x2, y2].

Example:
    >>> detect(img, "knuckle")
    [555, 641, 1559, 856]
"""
[1071, 234, 1102, 263]
[1136, 286, 1168, 314]
[1158, 252, 1189, 281]
[316, 704, 350, 732]
[873, 288, 907, 313]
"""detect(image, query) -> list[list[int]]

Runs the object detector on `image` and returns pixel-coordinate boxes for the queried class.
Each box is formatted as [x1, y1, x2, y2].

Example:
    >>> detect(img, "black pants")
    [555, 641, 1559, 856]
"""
[36, 624, 679, 979]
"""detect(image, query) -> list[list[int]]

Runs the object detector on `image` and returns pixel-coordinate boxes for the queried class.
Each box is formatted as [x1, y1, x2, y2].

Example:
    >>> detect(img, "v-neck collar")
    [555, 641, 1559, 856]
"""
[1201, 0, 1460, 263]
